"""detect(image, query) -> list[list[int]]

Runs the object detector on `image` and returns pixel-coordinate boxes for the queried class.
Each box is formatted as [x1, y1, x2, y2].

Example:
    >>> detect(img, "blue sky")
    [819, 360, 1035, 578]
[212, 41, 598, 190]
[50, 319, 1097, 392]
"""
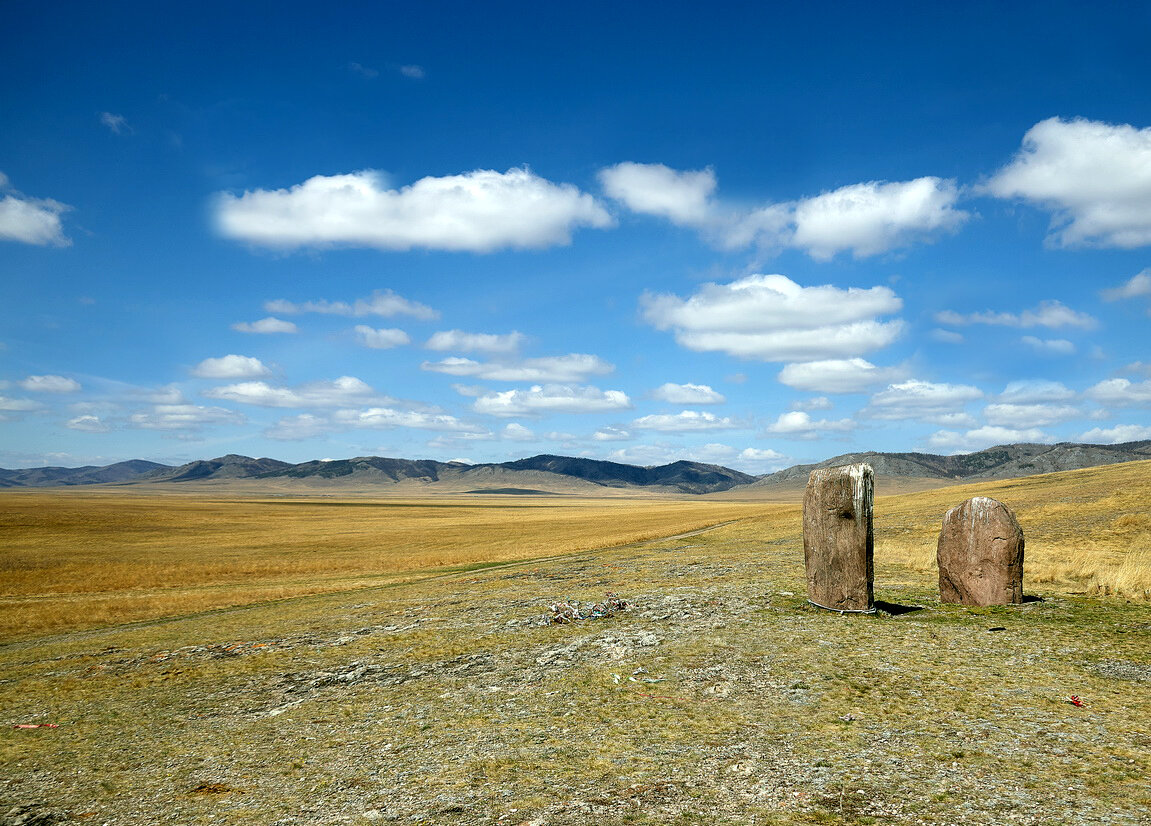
[3, 1, 1151, 472]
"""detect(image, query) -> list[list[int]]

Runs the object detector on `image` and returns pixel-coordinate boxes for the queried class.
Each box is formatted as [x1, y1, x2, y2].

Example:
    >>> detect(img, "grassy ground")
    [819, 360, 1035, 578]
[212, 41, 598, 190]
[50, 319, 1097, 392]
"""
[0, 462, 1148, 824]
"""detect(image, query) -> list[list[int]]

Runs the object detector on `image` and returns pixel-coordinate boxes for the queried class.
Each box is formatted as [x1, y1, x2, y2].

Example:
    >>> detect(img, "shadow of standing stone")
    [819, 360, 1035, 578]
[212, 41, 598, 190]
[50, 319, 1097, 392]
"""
[937, 496, 1024, 606]
[803, 463, 874, 613]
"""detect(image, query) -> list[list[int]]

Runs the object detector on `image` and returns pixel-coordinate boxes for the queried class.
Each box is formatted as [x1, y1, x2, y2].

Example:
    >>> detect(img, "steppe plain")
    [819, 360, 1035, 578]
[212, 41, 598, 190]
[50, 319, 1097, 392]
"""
[1, 461, 1149, 825]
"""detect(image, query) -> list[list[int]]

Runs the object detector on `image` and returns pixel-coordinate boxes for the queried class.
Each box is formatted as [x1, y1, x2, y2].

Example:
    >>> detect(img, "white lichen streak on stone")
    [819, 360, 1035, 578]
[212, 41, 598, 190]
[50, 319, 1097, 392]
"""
[968, 496, 997, 531]
[846, 463, 873, 513]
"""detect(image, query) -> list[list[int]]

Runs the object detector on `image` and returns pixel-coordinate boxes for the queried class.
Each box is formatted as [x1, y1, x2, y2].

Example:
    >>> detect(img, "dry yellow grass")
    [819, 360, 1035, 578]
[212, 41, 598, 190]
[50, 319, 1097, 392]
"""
[0, 490, 773, 639]
[2, 459, 1147, 640]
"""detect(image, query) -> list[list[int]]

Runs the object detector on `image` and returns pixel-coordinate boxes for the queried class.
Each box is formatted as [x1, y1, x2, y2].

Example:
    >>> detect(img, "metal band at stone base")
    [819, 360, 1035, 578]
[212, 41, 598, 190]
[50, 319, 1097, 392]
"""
[807, 598, 877, 615]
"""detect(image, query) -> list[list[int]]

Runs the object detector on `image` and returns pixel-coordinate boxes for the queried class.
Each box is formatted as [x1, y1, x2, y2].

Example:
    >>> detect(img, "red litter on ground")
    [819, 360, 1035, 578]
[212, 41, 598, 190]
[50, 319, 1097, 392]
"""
[1068, 695, 1084, 707]
[13, 724, 59, 729]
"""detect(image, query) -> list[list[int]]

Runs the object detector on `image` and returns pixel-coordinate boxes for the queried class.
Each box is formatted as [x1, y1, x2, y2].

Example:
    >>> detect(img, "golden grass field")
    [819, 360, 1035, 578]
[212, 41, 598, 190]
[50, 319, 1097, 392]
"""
[1, 459, 1148, 640]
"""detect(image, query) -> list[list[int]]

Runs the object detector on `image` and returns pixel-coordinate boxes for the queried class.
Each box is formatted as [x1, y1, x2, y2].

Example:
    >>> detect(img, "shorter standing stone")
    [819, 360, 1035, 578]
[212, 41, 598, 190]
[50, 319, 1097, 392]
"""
[803, 463, 874, 612]
[937, 496, 1024, 606]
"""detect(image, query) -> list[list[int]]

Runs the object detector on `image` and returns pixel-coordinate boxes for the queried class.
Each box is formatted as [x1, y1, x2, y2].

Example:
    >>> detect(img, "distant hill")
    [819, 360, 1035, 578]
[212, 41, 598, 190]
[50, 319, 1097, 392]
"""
[2, 441, 1148, 494]
[750, 440, 1151, 487]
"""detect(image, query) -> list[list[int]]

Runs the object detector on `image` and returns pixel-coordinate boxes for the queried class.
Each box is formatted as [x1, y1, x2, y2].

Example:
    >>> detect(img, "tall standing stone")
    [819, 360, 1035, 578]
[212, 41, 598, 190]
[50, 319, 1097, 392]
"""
[937, 496, 1024, 606]
[803, 463, 874, 612]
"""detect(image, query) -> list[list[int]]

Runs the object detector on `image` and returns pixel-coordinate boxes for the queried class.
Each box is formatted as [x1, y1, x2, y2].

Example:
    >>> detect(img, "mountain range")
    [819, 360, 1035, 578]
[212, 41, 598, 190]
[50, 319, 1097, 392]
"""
[2, 441, 1149, 495]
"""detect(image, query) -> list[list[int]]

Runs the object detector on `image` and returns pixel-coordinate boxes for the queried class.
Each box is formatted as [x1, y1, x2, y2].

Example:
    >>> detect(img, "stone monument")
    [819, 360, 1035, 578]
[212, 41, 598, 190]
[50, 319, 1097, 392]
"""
[803, 463, 875, 612]
[937, 496, 1024, 606]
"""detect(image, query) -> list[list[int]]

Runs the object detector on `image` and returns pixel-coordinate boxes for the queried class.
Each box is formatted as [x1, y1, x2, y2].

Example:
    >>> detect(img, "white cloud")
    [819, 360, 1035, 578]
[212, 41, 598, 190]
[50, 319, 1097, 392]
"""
[927, 426, 1052, 453]
[191, 355, 272, 379]
[0, 395, 43, 412]
[1085, 378, 1151, 407]
[422, 353, 613, 382]
[348, 62, 379, 79]
[128, 404, 245, 431]
[134, 384, 186, 404]
[0, 173, 71, 246]
[231, 317, 298, 334]
[354, 325, 410, 349]
[931, 328, 964, 344]
[1079, 424, 1151, 444]
[999, 380, 1076, 403]
[935, 300, 1096, 329]
[593, 426, 632, 441]
[399, 64, 425, 79]
[473, 384, 632, 417]
[788, 177, 968, 260]
[265, 413, 330, 441]
[99, 112, 129, 134]
[631, 410, 738, 432]
[66, 415, 111, 433]
[984, 117, 1151, 248]
[790, 396, 833, 411]
[424, 330, 525, 354]
[1121, 362, 1151, 378]
[501, 423, 536, 441]
[600, 163, 966, 259]
[215, 167, 613, 252]
[765, 410, 855, 439]
[983, 403, 1082, 428]
[1101, 269, 1151, 301]
[642, 274, 903, 362]
[265, 289, 437, 320]
[20, 374, 81, 393]
[332, 407, 486, 433]
[598, 162, 717, 226]
[650, 382, 725, 404]
[864, 379, 984, 423]
[777, 358, 906, 394]
[204, 376, 384, 408]
[1021, 336, 1075, 355]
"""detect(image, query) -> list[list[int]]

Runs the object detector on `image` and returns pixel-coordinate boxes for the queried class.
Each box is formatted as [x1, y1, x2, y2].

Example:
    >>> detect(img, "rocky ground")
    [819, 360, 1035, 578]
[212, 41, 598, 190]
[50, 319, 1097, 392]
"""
[1, 522, 1149, 825]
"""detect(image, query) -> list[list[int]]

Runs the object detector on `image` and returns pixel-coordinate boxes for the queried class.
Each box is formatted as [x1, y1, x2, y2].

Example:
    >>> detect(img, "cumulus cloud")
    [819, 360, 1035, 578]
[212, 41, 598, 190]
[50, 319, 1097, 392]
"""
[1101, 269, 1151, 302]
[931, 328, 964, 344]
[128, 404, 245, 431]
[332, 408, 487, 433]
[231, 317, 298, 334]
[422, 354, 613, 383]
[501, 423, 536, 441]
[0, 173, 71, 246]
[191, 355, 272, 379]
[641, 274, 903, 362]
[983, 403, 1083, 428]
[790, 396, 833, 411]
[265, 413, 330, 441]
[984, 117, 1151, 248]
[203, 376, 385, 408]
[66, 415, 111, 433]
[1021, 336, 1075, 355]
[935, 300, 1096, 329]
[592, 426, 632, 441]
[602, 443, 786, 473]
[788, 177, 968, 260]
[927, 426, 1052, 453]
[777, 359, 907, 394]
[473, 384, 631, 417]
[599, 162, 717, 226]
[425, 330, 525, 354]
[1085, 378, 1151, 407]
[20, 374, 81, 393]
[650, 383, 725, 404]
[999, 380, 1076, 403]
[354, 325, 410, 349]
[600, 163, 966, 259]
[265, 289, 437, 320]
[864, 380, 984, 424]
[399, 64, 425, 79]
[765, 410, 855, 439]
[215, 167, 613, 252]
[630, 410, 738, 432]
[1079, 424, 1151, 444]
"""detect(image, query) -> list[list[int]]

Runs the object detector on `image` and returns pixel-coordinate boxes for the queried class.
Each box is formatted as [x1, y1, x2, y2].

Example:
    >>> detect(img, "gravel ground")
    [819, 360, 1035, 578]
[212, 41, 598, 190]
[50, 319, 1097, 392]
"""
[2, 527, 1149, 826]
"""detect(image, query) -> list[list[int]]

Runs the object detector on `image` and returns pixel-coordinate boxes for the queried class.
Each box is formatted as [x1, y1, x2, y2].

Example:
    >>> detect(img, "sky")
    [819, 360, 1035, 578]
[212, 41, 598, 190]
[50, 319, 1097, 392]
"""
[2, 1, 1151, 473]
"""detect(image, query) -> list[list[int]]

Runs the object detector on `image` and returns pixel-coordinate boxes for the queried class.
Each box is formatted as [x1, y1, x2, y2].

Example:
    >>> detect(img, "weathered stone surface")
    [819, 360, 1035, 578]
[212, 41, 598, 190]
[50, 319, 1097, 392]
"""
[937, 496, 1024, 606]
[803, 463, 874, 612]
